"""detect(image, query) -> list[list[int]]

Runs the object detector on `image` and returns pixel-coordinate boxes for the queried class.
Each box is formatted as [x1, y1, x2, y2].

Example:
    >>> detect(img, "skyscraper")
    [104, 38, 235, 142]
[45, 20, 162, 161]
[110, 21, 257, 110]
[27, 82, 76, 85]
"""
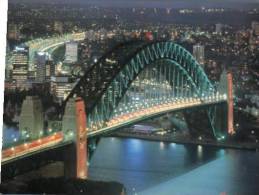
[64, 41, 78, 63]
[193, 44, 205, 67]
[50, 76, 74, 101]
[45, 59, 55, 81]
[5, 43, 11, 80]
[36, 52, 47, 83]
[7, 23, 20, 40]
[12, 46, 29, 88]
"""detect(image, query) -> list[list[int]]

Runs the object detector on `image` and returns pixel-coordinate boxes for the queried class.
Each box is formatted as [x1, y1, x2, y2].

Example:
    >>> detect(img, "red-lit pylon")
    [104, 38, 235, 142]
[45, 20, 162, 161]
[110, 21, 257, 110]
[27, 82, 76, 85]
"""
[227, 72, 234, 135]
[75, 97, 87, 179]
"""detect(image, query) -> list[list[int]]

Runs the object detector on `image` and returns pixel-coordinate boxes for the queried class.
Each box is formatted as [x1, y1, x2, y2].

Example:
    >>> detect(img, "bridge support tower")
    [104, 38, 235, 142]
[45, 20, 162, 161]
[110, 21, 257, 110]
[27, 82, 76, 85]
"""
[227, 72, 234, 135]
[19, 96, 44, 140]
[218, 70, 235, 136]
[62, 97, 87, 179]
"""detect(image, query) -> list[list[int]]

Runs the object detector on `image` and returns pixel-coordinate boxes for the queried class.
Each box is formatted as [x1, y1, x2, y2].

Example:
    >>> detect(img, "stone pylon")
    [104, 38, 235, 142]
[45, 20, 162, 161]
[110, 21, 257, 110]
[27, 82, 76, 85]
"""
[62, 98, 78, 141]
[19, 96, 44, 139]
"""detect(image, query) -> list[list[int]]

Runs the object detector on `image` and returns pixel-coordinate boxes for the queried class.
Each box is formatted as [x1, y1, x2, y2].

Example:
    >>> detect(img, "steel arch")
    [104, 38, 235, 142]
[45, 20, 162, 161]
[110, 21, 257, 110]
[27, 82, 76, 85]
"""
[68, 41, 224, 138]
[70, 41, 214, 109]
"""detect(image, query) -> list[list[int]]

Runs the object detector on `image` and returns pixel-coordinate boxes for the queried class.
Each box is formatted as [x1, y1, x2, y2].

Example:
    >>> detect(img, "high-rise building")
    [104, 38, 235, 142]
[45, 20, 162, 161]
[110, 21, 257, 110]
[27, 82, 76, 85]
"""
[45, 59, 55, 81]
[50, 76, 74, 101]
[64, 41, 78, 63]
[251, 21, 259, 36]
[36, 52, 47, 83]
[215, 23, 223, 34]
[12, 46, 29, 89]
[7, 23, 20, 40]
[193, 44, 205, 66]
[27, 70, 36, 81]
[5, 43, 13, 80]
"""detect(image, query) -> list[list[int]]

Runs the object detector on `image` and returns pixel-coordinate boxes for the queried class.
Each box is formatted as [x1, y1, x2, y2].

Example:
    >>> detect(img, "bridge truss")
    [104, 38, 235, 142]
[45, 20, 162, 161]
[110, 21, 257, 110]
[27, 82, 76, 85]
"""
[67, 41, 228, 139]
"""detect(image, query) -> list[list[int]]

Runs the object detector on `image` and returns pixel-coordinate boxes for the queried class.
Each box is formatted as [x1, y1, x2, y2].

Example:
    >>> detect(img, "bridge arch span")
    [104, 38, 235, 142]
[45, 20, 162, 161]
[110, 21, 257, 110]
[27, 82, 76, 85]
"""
[67, 41, 226, 138]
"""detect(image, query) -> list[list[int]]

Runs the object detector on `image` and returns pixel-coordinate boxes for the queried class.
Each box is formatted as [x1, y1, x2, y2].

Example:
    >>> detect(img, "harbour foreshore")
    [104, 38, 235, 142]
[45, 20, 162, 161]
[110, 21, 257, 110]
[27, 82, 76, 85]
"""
[109, 132, 259, 151]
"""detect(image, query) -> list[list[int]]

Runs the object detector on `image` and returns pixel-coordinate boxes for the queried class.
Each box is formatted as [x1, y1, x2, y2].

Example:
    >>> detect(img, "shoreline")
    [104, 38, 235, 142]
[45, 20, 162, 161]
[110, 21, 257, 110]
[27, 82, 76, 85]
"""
[109, 132, 259, 151]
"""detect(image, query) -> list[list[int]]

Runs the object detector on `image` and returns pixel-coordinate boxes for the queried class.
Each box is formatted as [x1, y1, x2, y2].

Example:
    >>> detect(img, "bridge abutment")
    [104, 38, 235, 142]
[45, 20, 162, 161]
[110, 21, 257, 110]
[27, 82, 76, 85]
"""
[19, 96, 44, 140]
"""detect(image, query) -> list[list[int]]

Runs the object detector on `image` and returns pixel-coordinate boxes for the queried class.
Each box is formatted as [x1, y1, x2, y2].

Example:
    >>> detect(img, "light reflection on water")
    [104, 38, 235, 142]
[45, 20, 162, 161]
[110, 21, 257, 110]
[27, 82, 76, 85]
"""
[170, 143, 176, 148]
[159, 141, 165, 149]
[89, 137, 259, 195]
[128, 139, 142, 151]
[197, 145, 203, 159]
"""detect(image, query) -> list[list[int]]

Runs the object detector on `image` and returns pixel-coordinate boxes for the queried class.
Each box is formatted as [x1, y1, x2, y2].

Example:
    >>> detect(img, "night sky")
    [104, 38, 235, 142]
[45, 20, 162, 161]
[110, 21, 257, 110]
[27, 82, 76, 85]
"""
[9, 0, 259, 8]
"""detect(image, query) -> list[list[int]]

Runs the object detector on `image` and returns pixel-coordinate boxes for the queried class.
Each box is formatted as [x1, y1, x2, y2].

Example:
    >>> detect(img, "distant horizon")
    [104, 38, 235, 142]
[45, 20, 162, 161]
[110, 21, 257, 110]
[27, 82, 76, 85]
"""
[9, 0, 259, 9]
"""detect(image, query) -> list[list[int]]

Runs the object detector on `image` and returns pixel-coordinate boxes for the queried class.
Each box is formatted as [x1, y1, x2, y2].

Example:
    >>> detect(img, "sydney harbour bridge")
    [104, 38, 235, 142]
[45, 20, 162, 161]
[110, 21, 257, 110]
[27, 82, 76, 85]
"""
[2, 40, 234, 179]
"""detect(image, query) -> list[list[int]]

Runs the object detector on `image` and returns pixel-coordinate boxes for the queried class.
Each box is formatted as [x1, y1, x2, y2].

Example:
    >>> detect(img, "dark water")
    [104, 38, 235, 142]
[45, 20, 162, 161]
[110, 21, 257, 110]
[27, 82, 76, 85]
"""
[88, 137, 259, 195]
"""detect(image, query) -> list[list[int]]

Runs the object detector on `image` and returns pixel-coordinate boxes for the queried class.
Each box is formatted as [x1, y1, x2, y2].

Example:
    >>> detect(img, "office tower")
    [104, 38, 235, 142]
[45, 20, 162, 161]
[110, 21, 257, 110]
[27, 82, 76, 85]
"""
[36, 52, 47, 83]
[45, 59, 55, 81]
[50, 76, 74, 101]
[5, 43, 11, 80]
[12, 46, 29, 88]
[193, 44, 205, 66]
[27, 70, 36, 81]
[65, 41, 78, 63]
[7, 23, 20, 40]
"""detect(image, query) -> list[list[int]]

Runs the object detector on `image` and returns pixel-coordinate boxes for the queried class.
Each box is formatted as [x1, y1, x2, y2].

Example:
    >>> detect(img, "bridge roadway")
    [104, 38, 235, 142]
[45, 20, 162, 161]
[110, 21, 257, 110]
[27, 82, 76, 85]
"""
[6, 32, 85, 71]
[1, 96, 226, 165]
[37, 34, 84, 53]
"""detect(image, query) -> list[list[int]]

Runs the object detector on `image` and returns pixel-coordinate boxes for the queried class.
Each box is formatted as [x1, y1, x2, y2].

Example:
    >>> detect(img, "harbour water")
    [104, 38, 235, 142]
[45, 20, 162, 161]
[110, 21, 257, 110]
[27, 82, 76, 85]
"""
[89, 137, 259, 195]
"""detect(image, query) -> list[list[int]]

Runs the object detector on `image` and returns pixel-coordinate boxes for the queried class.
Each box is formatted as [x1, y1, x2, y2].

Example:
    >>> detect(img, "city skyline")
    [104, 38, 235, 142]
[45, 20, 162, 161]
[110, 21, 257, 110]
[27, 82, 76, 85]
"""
[1, 1, 259, 194]
[9, 0, 259, 8]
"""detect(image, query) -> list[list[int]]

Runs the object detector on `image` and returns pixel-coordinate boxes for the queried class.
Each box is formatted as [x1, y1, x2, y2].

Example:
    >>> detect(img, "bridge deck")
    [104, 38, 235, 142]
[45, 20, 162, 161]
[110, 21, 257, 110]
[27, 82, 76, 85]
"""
[2, 98, 226, 164]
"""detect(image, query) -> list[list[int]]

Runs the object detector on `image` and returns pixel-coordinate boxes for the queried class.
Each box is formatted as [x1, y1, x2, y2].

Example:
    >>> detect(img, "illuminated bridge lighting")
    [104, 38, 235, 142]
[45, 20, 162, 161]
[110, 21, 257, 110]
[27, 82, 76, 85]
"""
[2, 41, 232, 163]
[100, 96, 225, 132]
